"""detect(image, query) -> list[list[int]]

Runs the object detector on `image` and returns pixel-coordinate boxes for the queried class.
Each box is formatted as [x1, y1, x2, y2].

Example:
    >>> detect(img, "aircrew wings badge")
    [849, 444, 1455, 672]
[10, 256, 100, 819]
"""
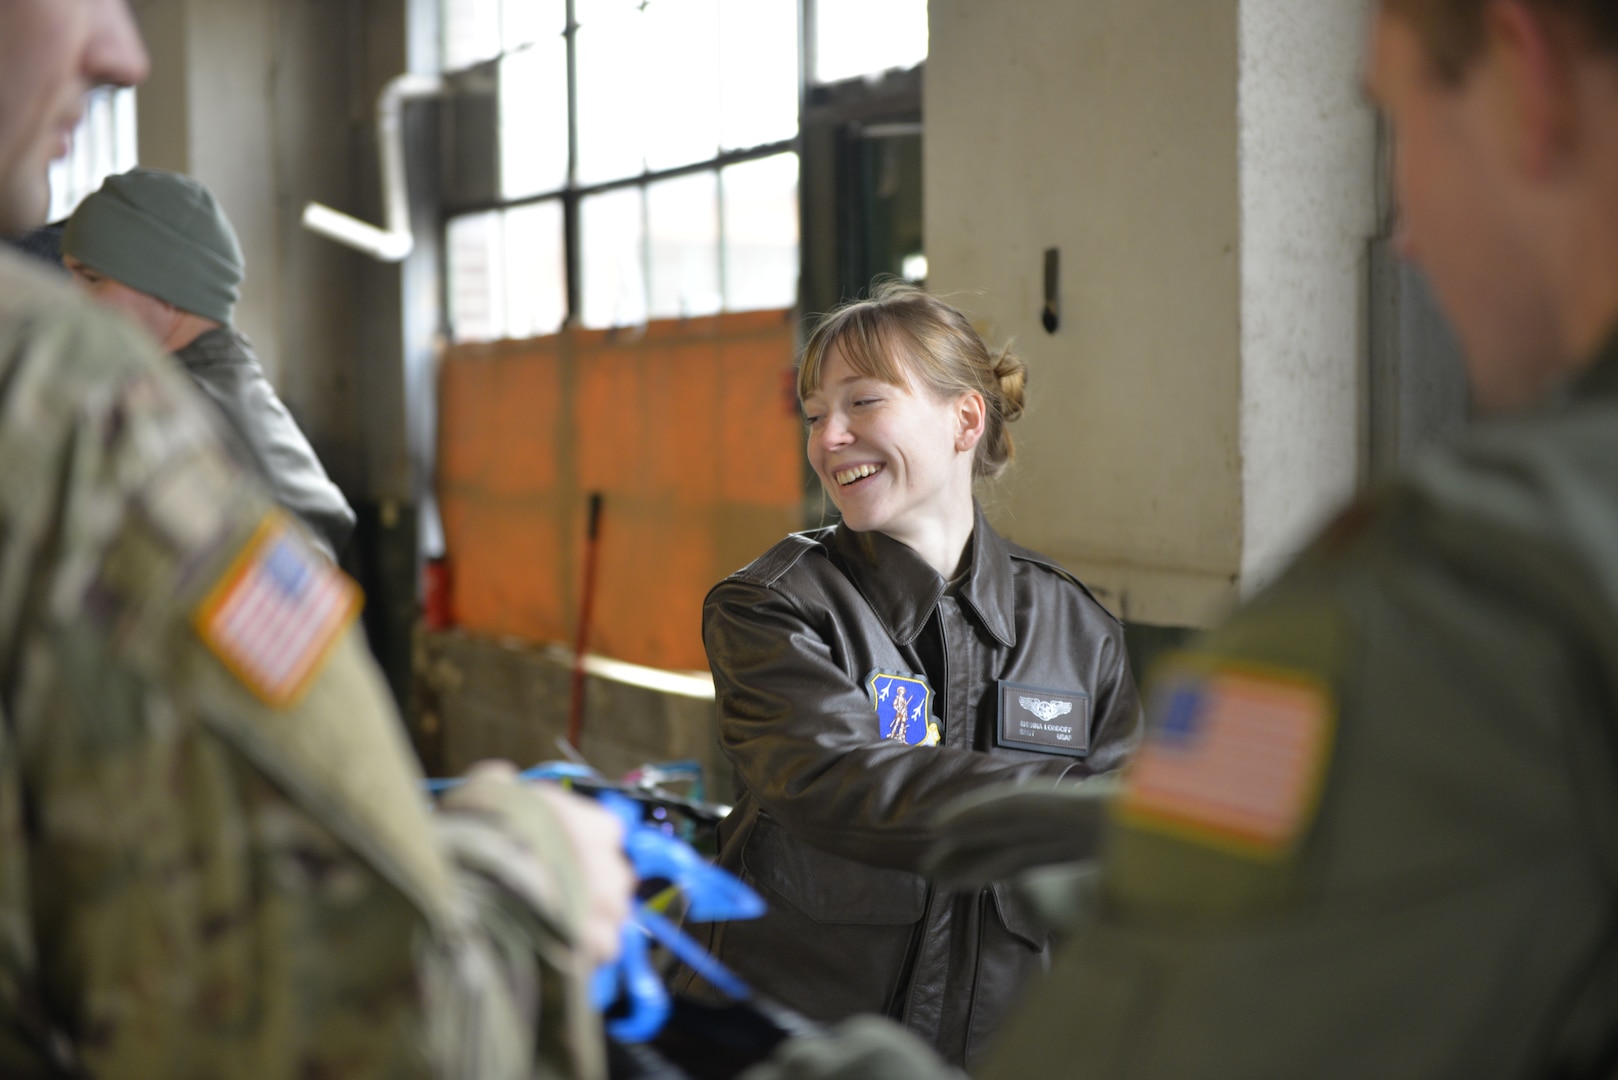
[865, 670, 940, 747]
[194, 515, 362, 708]
[1118, 663, 1335, 860]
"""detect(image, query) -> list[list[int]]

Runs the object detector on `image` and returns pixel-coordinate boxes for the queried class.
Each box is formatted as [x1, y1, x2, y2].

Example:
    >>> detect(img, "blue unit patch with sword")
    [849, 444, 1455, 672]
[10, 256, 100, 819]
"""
[865, 670, 940, 747]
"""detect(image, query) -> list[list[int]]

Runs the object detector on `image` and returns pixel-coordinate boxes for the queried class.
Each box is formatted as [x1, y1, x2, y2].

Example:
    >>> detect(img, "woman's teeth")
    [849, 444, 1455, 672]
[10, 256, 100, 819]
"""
[835, 464, 883, 486]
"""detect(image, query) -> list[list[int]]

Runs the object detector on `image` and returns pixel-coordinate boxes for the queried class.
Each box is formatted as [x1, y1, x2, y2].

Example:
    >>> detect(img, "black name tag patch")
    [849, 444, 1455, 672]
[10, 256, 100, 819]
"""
[996, 681, 1091, 757]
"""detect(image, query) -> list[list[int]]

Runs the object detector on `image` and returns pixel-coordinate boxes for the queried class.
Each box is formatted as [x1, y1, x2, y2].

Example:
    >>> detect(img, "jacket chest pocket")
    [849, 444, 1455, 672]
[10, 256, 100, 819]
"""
[995, 679, 1093, 758]
[742, 814, 927, 925]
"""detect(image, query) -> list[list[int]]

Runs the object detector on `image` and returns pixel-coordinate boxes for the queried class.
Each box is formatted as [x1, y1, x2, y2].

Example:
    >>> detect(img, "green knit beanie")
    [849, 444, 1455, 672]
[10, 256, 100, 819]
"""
[62, 167, 244, 325]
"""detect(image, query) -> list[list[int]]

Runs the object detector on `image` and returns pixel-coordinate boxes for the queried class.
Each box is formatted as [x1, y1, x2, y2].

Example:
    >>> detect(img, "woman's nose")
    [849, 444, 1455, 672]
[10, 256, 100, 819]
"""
[816, 415, 853, 451]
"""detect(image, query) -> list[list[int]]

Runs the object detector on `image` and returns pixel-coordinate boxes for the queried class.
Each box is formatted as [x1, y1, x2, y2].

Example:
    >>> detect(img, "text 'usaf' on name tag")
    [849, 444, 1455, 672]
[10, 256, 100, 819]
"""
[996, 681, 1092, 757]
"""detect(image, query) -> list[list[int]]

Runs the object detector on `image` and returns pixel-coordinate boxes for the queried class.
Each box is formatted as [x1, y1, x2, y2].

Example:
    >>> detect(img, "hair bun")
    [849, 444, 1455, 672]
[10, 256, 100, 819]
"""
[993, 348, 1027, 424]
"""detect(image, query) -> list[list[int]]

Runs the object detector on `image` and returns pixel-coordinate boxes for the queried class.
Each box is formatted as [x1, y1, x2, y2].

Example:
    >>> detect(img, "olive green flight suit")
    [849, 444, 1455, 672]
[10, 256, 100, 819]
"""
[974, 341, 1618, 1078]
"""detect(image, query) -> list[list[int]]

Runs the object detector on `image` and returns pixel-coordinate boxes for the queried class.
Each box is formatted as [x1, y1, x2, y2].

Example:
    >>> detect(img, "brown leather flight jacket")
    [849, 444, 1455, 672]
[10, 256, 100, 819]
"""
[677, 508, 1141, 1065]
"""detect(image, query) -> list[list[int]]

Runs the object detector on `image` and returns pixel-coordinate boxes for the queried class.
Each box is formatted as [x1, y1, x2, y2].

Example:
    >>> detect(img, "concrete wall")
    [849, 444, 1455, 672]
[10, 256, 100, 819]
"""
[928, 0, 1243, 627]
[415, 629, 732, 798]
[927, 0, 1377, 626]
[1238, 2, 1378, 590]
[131, 0, 413, 501]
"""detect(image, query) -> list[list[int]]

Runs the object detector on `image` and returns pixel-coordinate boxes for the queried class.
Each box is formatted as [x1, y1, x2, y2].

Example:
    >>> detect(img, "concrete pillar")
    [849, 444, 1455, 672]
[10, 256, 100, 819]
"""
[927, 0, 1377, 629]
[1237, 2, 1379, 592]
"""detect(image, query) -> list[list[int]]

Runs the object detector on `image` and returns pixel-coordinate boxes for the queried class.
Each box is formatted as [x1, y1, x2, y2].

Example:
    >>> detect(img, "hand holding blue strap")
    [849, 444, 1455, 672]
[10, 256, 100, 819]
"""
[590, 791, 764, 1042]
[423, 763, 762, 1042]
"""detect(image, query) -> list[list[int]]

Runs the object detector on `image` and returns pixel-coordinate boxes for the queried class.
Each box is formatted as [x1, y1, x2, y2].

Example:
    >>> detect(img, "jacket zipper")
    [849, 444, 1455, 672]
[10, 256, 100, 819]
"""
[898, 602, 950, 1030]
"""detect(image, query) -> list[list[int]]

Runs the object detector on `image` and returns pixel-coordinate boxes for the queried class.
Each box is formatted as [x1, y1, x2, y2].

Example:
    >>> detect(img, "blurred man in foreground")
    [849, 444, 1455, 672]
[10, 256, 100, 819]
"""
[972, 0, 1618, 1075]
[0, 3, 633, 1076]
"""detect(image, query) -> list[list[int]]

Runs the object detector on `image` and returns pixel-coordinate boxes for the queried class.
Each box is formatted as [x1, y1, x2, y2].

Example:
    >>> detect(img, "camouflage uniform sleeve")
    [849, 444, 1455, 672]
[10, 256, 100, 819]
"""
[976, 484, 1618, 1079]
[0, 292, 601, 1079]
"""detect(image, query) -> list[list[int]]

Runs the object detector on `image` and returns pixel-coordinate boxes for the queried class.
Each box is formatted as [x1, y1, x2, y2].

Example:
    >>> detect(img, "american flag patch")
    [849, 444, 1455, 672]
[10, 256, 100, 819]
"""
[194, 517, 361, 708]
[1119, 666, 1334, 859]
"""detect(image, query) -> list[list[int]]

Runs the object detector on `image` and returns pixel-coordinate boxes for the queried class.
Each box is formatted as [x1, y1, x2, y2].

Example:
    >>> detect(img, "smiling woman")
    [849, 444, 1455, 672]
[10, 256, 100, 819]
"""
[672, 282, 1143, 1067]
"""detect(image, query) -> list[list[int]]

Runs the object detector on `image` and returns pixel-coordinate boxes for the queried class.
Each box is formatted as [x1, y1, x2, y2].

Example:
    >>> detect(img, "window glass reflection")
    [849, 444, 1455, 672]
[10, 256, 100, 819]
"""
[648, 173, 721, 320]
[643, 0, 721, 172]
[814, 0, 927, 84]
[448, 211, 504, 343]
[503, 201, 568, 339]
[444, 0, 501, 69]
[581, 187, 648, 329]
[501, 0, 558, 51]
[48, 86, 138, 221]
[575, 0, 647, 184]
[500, 37, 570, 198]
[721, 152, 799, 312]
[719, 0, 797, 150]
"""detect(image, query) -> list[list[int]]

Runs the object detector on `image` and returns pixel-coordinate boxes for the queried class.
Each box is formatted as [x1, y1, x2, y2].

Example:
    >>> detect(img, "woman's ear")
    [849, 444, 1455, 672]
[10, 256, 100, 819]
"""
[955, 391, 987, 453]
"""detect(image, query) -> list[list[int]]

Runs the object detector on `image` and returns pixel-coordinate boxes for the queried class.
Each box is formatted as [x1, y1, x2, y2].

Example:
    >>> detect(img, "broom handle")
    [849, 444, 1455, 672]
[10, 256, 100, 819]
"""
[566, 493, 604, 749]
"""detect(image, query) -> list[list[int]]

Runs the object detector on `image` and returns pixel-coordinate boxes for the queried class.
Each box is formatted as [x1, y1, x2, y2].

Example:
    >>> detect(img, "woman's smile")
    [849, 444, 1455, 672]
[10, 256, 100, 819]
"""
[833, 463, 885, 487]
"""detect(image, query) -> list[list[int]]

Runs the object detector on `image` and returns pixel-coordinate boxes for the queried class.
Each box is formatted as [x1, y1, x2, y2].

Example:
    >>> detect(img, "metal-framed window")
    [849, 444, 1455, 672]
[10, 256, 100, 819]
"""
[48, 86, 138, 221]
[439, 0, 929, 343]
[442, 0, 802, 342]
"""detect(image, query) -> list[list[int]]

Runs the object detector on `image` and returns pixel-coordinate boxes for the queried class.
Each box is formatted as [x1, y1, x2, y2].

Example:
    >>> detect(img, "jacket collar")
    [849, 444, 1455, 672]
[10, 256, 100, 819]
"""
[826, 502, 1017, 649]
[174, 326, 250, 366]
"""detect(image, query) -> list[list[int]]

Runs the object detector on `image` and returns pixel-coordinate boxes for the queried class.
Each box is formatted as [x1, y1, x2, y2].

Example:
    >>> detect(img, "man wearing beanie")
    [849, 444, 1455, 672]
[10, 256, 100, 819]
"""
[63, 166, 355, 558]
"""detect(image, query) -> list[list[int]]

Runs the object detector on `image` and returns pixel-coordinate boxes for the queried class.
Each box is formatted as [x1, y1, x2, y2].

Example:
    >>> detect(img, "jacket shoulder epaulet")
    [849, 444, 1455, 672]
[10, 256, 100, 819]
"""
[1004, 541, 1123, 625]
[727, 527, 836, 590]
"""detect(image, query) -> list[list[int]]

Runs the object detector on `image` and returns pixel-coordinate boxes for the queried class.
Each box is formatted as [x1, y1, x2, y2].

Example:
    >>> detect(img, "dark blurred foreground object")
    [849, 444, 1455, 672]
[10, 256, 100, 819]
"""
[2, 220, 66, 273]
[0, 252, 609, 1077]
[418, 763, 809, 1080]
[610, 1003, 959, 1080]
[424, 763, 952, 1080]
[922, 776, 1116, 889]
[967, 1, 1618, 1069]
[615, 996, 810, 1080]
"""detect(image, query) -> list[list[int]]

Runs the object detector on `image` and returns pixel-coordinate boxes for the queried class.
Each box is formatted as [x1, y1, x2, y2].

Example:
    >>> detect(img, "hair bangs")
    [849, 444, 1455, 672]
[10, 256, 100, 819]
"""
[798, 306, 915, 402]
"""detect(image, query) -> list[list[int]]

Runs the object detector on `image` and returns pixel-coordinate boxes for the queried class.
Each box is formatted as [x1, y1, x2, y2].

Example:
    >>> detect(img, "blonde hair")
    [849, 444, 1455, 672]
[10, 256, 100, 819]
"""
[798, 281, 1027, 479]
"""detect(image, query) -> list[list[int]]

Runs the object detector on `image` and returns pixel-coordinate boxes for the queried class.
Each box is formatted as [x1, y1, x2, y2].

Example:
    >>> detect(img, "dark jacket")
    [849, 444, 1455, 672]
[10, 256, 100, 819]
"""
[175, 327, 355, 558]
[679, 506, 1141, 1066]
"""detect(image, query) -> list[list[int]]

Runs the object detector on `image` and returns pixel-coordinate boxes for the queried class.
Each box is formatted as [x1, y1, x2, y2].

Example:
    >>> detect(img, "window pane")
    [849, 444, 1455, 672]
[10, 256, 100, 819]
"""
[642, 0, 721, 172]
[721, 152, 798, 312]
[647, 173, 720, 320]
[501, 0, 558, 51]
[444, 0, 501, 69]
[719, 0, 797, 150]
[48, 86, 138, 221]
[502, 201, 567, 339]
[581, 187, 647, 329]
[814, 0, 927, 84]
[575, 0, 647, 184]
[499, 36, 569, 198]
[448, 211, 505, 343]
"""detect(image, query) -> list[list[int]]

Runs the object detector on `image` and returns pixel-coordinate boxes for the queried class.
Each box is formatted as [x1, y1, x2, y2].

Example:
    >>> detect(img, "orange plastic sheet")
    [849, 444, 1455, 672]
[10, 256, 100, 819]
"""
[437, 309, 803, 671]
